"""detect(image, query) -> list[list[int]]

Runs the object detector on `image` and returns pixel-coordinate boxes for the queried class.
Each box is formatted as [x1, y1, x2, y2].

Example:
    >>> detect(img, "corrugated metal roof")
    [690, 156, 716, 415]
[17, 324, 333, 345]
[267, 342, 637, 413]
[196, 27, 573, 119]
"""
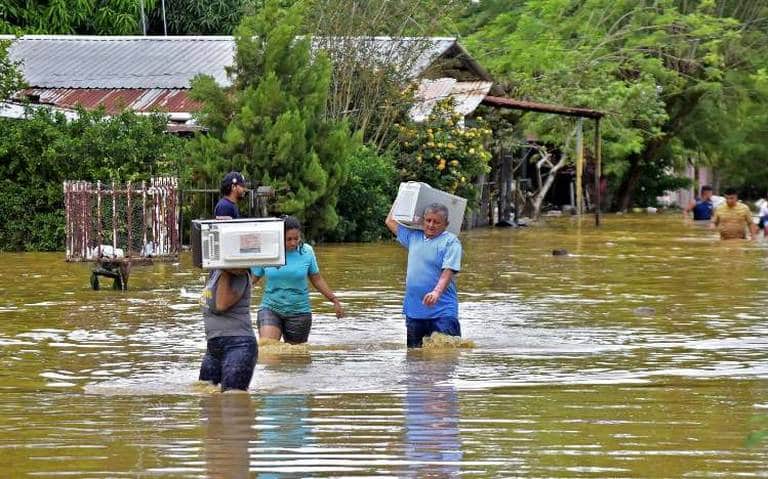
[311, 37, 458, 79]
[20, 88, 199, 114]
[409, 78, 493, 122]
[3, 35, 467, 89]
[0, 101, 79, 120]
[3, 36, 234, 89]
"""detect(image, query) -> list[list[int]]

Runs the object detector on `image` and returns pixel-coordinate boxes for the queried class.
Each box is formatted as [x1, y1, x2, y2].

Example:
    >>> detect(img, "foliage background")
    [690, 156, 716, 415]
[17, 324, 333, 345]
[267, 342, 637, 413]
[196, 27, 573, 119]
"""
[0, 108, 183, 251]
[1, 0, 767, 250]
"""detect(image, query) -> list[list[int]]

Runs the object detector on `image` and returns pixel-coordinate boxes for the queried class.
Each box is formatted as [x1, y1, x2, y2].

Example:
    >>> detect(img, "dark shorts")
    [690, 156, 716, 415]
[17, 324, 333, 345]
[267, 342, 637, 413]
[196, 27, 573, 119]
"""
[257, 308, 312, 344]
[406, 317, 461, 348]
[199, 335, 257, 392]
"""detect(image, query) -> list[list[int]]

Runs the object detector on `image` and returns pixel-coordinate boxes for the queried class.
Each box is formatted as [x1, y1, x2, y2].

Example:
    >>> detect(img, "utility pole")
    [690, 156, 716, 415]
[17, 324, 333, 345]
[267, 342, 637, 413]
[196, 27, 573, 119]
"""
[161, 0, 167, 35]
[139, 0, 147, 35]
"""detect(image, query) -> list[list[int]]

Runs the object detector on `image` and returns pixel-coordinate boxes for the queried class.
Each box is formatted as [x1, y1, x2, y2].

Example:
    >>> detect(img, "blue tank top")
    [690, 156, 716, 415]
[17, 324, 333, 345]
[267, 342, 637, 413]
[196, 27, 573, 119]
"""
[692, 199, 713, 220]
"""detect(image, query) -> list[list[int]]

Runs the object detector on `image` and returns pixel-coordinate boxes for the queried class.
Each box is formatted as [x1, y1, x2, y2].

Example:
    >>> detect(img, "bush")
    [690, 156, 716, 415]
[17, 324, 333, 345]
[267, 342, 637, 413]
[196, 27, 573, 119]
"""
[325, 146, 397, 242]
[394, 98, 492, 206]
[0, 181, 65, 251]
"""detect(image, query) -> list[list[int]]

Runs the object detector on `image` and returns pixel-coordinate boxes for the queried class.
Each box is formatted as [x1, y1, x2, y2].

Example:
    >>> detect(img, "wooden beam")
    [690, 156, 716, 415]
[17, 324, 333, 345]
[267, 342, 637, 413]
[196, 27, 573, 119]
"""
[594, 118, 602, 226]
[482, 95, 605, 119]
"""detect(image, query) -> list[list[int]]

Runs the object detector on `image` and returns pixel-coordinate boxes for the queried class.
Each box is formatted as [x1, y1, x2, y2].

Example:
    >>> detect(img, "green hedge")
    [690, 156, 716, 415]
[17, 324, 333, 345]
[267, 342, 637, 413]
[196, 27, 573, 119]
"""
[0, 108, 183, 252]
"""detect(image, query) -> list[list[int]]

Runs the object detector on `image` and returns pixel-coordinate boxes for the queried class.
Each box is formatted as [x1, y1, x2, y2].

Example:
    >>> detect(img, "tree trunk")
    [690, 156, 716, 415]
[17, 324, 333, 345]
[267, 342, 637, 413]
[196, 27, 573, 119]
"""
[615, 153, 642, 212]
[531, 154, 567, 220]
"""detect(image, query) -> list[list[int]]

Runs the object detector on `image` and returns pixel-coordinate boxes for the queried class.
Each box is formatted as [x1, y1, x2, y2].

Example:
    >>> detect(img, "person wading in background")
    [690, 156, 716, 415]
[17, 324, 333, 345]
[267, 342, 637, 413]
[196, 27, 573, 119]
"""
[214, 171, 248, 219]
[711, 187, 758, 240]
[685, 185, 715, 221]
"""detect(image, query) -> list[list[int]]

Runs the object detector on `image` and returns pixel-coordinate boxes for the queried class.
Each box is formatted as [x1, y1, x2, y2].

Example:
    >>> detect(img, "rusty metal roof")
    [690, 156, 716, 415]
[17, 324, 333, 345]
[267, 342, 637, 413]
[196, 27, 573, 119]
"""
[409, 78, 493, 122]
[3, 35, 483, 89]
[19, 88, 199, 114]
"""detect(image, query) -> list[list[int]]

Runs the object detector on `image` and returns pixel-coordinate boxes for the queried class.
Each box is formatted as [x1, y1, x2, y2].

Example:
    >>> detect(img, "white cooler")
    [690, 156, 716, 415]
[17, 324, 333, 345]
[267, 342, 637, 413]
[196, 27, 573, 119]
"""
[392, 182, 467, 235]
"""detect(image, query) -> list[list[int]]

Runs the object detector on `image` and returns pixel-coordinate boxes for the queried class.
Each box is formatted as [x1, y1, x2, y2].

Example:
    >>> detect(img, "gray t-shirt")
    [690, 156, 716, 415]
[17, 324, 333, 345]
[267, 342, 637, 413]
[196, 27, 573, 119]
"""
[202, 270, 254, 340]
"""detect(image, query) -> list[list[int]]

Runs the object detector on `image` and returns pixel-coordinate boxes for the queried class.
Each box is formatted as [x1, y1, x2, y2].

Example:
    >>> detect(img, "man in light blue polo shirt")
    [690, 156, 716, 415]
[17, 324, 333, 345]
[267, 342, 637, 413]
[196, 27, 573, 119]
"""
[386, 203, 463, 347]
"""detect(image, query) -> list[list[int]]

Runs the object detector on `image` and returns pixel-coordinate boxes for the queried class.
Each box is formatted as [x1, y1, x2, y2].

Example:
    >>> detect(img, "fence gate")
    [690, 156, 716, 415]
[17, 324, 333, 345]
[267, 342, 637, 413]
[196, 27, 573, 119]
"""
[64, 177, 180, 290]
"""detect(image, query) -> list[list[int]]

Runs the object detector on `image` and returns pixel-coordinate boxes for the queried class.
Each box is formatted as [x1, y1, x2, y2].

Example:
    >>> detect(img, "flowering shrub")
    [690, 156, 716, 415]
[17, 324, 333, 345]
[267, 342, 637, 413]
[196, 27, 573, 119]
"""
[394, 98, 492, 203]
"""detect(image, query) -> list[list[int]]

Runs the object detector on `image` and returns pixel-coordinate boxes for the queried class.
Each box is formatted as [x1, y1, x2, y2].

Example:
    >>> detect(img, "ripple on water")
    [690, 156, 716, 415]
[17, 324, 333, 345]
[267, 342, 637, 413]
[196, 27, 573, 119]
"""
[2, 219, 768, 477]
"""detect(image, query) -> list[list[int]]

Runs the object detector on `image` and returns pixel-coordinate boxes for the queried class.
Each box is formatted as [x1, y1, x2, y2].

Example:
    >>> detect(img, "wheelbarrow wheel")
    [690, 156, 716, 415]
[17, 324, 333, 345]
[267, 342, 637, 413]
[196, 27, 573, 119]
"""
[113, 272, 124, 290]
[90, 272, 100, 291]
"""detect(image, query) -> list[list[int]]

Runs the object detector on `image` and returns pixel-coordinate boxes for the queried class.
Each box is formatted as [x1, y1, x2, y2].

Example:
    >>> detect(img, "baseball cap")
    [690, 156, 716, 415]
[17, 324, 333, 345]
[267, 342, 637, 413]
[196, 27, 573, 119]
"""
[222, 171, 248, 189]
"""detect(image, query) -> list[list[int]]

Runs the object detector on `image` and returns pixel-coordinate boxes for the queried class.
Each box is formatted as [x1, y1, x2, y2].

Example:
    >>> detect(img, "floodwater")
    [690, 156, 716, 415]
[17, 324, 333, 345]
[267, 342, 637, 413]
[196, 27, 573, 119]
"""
[2, 214, 768, 477]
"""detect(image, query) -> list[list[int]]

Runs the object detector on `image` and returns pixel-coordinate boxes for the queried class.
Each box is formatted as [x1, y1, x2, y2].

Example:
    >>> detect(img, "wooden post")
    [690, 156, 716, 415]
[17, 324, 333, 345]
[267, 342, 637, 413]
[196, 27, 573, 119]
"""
[142, 181, 148, 252]
[178, 184, 184, 251]
[64, 182, 70, 260]
[575, 117, 584, 215]
[112, 181, 118, 251]
[126, 181, 133, 258]
[97, 181, 103, 257]
[594, 117, 602, 226]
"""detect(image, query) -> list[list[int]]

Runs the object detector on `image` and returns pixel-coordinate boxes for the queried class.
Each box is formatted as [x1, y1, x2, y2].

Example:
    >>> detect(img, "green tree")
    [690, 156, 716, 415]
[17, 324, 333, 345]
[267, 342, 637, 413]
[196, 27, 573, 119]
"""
[460, 0, 768, 209]
[0, 38, 23, 100]
[0, 0, 155, 34]
[187, 0, 360, 238]
[147, 0, 272, 35]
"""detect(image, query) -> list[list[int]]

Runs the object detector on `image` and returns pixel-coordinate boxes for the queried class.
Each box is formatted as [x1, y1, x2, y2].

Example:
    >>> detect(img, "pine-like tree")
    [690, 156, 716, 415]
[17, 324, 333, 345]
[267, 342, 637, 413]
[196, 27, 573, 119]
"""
[188, 0, 359, 237]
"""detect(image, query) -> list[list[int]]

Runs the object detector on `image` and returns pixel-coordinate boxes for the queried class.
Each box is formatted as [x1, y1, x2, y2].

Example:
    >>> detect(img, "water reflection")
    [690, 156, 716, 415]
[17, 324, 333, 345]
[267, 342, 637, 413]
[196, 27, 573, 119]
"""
[202, 393, 254, 479]
[257, 395, 311, 477]
[404, 351, 462, 477]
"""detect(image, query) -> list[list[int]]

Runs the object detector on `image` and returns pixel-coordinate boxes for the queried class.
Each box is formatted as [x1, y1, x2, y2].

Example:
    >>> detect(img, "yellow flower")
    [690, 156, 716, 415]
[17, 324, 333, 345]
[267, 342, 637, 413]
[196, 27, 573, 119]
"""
[460, 176, 466, 183]
[438, 159, 446, 171]
[469, 148, 475, 154]
[450, 160, 460, 166]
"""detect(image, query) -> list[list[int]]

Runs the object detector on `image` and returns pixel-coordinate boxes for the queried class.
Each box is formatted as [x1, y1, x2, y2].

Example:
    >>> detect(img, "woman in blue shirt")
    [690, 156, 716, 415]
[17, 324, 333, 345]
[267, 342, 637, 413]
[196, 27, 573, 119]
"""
[251, 216, 344, 344]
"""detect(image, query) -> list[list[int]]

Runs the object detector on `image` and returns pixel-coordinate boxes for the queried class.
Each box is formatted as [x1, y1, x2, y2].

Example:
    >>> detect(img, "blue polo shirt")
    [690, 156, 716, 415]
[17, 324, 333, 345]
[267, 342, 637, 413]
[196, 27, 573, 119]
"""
[251, 244, 320, 316]
[214, 197, 239, 219]
[692, 199, 713, 220]
[397, 225, 462, 319]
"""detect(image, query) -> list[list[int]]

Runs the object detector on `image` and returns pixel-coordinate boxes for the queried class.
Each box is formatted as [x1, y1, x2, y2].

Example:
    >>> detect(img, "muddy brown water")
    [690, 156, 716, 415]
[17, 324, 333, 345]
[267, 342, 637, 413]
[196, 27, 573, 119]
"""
[1, 214, 767, 477]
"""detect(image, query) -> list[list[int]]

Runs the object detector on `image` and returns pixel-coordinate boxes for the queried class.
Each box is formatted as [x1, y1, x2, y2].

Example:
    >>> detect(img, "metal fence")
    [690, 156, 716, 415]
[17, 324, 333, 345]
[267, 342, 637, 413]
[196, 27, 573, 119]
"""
[64, 177, 180, 262]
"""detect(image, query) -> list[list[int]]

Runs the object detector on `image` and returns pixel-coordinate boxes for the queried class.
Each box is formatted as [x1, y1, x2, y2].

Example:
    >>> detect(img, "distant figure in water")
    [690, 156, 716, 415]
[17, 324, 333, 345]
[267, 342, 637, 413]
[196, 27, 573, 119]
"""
[386, 203, 463, 348]
[251, 216, 344, 345]
[710, 187, 757, 240]
[756, 194, 768, 236]
[684, 185, 715, 221]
